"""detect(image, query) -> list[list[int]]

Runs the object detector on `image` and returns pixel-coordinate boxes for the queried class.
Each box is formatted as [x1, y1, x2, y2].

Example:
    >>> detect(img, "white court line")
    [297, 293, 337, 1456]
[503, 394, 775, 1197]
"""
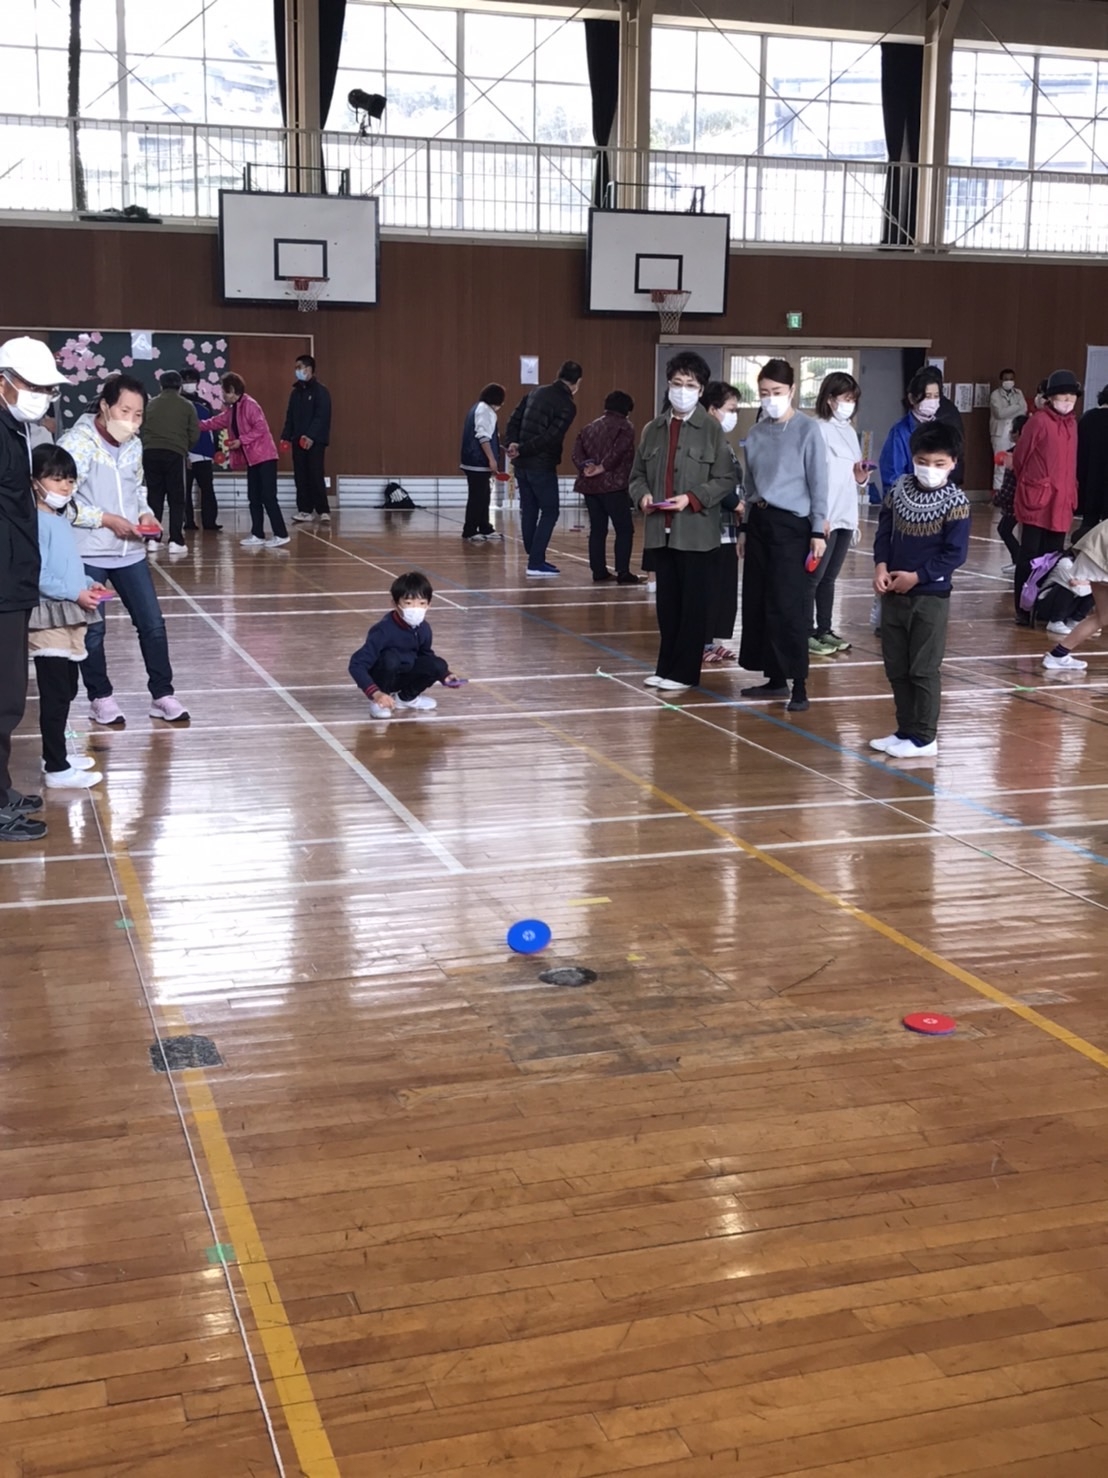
[151, 567, 467, 875]
[0, 894, 118, 910]
[297, 529, 469, 610]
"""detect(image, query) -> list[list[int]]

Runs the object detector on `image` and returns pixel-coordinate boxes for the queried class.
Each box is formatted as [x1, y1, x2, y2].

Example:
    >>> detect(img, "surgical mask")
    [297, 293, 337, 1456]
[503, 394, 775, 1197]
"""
[668, 385, 699, 415]
[105, 416, 137, 443]
[5, 386, 51, 424]
[181, 382, 198, 396]
[400, 606, 426, 627]
[42, 489, 73, 510]
[295, 367, 308, 382]
[833, 401, 856, 421]
[1050, 398, 1075, 414]
[718, 410, 738, 434]
[1001, 379, 1015, 391]
[760, 394, 790, 420]
[913, 462, 948, 489]
[915, 396, 940, 420]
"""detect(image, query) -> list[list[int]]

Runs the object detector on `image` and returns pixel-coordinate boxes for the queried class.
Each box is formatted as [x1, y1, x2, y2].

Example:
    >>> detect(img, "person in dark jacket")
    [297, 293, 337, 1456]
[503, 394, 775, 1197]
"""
[348, 571, 458, 720]
[140, 371, 199, 552]
[459, 383, 506, 541]
[0, 336, 61, 841]
[571, 390, 638, 584]
[180, 368, 220, 532]
[282, 355, 333, 523]
[1076, 385, 1108, 536]
[505, 360, 582, 577]
[1012, 368, 1081, 623]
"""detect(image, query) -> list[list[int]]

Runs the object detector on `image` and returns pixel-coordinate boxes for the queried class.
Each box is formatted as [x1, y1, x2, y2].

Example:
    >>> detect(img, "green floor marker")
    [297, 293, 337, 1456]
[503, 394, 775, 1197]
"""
[205, 1243, 236, 1265]
[114, 918, 134, 930]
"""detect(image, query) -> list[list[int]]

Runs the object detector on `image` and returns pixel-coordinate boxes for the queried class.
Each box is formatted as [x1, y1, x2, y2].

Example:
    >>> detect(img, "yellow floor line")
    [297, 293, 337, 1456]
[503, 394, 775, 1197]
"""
[111, 843, 340, 1476]
[479, 690, 1108, 1075]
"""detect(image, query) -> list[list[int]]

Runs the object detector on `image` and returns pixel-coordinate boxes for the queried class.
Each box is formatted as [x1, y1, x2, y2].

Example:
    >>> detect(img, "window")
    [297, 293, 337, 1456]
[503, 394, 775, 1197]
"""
[727, 353, 854, 409]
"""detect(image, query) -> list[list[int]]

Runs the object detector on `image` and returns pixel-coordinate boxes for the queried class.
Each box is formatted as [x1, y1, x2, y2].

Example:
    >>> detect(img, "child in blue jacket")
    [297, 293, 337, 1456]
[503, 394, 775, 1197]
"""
[349, 571, 460, 719]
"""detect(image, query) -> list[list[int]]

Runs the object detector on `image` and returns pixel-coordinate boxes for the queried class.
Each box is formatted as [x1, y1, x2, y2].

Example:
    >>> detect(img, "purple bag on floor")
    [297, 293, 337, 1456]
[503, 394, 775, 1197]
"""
[1019, 551, 1065, 612]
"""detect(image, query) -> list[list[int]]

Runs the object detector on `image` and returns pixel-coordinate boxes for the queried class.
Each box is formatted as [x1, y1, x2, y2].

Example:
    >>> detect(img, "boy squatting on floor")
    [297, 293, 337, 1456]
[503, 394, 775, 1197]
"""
[348, 571, 463, 719]
[869, 420, 971, 761]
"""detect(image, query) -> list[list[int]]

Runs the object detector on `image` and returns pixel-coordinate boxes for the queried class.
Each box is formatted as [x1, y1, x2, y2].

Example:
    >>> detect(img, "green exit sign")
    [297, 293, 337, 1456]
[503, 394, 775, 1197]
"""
[786, 311, 803, 331]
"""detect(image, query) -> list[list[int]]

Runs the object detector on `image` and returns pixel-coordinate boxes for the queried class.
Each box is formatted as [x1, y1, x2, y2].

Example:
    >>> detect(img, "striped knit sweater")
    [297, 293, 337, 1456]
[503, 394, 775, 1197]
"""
[873, 474, 971, 596]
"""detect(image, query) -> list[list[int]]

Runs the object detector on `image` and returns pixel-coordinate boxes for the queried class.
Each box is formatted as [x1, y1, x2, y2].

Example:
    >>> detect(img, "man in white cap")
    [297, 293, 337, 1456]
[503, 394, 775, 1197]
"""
[0, 337, 58, 840]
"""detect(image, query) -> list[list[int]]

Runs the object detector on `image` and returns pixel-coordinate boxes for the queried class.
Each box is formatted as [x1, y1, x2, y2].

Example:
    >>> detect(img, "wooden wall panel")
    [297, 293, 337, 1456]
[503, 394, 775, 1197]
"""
[5, 222, 1108, 488]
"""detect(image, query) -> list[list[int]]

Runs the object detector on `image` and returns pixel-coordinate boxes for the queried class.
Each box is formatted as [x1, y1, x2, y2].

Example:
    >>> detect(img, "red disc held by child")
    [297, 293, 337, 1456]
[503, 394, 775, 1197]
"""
[903, 1012, 957, 1036]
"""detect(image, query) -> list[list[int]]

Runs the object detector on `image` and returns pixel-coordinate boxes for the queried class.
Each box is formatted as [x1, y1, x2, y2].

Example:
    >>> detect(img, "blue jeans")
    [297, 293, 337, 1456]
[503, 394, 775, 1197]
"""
[517, 468, 559, 568]
[82, 558, 174, 701]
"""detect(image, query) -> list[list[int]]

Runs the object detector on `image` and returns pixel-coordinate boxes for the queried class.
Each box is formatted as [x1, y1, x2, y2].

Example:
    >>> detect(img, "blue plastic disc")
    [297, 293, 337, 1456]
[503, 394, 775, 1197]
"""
[507, 919, 552, 954]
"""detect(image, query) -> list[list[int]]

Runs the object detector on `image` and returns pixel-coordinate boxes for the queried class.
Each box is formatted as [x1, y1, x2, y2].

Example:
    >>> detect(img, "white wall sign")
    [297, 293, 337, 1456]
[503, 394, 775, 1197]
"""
[520, 355, 539, 385]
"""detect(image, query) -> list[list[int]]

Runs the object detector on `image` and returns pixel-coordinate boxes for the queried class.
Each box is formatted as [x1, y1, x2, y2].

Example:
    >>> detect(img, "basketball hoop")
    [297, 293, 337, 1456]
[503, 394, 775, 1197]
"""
[290, 276, 326, 312]
[651, 289, 691, 335]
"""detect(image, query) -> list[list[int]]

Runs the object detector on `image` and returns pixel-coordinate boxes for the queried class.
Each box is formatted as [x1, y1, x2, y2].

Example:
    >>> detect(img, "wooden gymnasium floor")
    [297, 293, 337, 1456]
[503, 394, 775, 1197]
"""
[5, 498, 1108, 1478]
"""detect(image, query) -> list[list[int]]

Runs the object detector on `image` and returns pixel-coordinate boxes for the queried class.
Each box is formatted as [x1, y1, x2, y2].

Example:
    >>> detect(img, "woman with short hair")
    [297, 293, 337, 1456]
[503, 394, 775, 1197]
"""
[459, 382, 506, 541]
[205, 374, 288, 549]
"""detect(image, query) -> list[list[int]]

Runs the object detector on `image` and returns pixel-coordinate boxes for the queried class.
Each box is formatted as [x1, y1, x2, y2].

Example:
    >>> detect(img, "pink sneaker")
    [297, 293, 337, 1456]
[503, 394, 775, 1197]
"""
[149, 696, 189, 722]
[89, 696, 125, 726]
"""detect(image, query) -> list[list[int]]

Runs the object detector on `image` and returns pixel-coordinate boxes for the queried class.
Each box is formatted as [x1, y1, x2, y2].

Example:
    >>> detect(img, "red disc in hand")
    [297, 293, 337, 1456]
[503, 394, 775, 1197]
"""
[903, 1012, 957, 1036]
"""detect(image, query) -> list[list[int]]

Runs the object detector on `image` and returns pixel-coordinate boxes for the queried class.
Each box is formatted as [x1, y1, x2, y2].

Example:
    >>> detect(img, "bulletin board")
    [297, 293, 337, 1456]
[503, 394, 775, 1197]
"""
[49, 330, 232, 428]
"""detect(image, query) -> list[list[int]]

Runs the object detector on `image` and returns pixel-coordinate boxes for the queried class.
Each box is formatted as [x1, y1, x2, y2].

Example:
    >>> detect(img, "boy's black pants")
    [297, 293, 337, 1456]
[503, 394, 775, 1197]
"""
[369, 650, 448, 700]
[880, 591, 950, 744]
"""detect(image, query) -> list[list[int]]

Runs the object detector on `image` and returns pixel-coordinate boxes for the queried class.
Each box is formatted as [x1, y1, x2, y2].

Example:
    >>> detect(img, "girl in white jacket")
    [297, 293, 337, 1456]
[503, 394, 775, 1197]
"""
[810, 373, 868, 655]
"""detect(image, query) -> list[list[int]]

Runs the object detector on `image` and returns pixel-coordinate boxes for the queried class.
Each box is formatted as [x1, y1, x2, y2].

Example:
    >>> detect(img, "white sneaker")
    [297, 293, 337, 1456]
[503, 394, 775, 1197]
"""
[265, 535, 291, 548]
[887, 738, 938, 759]
[395, 694, 437, 711]
[368, 700, 393, 719]
[319, 512, 331, 524]
[149, 695, 190, 721]
[869, 733, 902, 753]
[167, 541, 188, 554]
[1043, 651, 1087, 671]
[89, 696, 124, 726]
[240, 535, 265, 548]
[42, 753, 96, 772]
[1045, 621, 1075, 636]
[647, 580, 657, 594]
[655, 678, 690, 692]
[44, 766, 103, 790]
[291, 512, 314, 523]
[644, 674, 664, 687]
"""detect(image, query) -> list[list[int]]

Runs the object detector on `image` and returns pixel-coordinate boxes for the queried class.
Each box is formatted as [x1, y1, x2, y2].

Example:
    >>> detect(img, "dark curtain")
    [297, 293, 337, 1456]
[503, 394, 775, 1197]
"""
[274, 0, 348, 130]
[585, 19, 620, 208]
[880, 43, 922, 247]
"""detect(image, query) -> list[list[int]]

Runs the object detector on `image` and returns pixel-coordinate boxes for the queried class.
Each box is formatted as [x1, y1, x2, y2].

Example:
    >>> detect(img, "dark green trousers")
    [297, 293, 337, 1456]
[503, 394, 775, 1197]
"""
[880, 592, 951, 744]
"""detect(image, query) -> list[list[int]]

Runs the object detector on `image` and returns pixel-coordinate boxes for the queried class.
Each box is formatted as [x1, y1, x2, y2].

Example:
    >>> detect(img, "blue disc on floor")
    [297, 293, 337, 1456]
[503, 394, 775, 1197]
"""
[507, 919, 551, 954]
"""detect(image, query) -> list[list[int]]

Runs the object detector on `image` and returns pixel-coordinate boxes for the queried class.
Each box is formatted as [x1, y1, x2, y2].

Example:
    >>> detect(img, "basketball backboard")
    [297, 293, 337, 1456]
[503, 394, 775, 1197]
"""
[587, 209, 729, 316]
[219, 190, 379, 308]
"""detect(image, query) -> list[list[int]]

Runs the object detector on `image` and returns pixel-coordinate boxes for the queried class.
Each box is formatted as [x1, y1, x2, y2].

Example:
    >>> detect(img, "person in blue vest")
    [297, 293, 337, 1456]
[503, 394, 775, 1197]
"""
[459, 383, 506, 541]
[180, 369, 220, 532]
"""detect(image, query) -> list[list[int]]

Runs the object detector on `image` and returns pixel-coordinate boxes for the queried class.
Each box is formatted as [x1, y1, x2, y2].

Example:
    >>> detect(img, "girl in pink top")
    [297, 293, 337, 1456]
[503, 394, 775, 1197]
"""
[206, 374, 289, 548]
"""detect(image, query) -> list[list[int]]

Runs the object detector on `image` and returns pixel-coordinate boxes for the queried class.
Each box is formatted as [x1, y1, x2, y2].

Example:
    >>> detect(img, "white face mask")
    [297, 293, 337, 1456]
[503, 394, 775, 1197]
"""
[915, 397, 941, 420]
[668, 384, 699, 415]
[833, 400, 856, 421]
[181, 383, 198, 396]
[105, 416, 138, 443]
[913, 462, 949, 489]
[42, 489, 73, 510]
[718, 409, 738, 434]
[400, 606, 426, 627]
[1001, 379, 1015, 391]
[760, 394, 790, 420]
[6, 387, 51, 424]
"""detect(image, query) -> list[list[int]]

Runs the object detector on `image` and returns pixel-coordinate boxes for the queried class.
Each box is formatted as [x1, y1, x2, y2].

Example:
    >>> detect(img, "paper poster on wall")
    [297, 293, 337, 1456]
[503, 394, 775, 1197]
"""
[130, 331, 154, 361]
[929, 357, 946, 378]
[942, 383, 951, 401]
[520, 355, 539, 385]
[974, 382, 990, 409]
[954, 383, 974, 413]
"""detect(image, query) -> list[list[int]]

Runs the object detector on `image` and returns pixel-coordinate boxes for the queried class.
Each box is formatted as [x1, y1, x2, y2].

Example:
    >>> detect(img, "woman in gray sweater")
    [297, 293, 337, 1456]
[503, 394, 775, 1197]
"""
[738, 359, 829, 712]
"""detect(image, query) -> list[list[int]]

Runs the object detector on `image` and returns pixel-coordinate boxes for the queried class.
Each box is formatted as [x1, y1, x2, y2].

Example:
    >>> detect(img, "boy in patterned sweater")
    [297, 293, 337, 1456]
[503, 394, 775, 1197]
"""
[869, 421, 970, 760]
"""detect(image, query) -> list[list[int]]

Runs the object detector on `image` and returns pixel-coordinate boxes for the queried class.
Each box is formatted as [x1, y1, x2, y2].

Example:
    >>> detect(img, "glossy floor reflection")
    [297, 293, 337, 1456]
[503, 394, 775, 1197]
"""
[6, 502, 1108, 1475]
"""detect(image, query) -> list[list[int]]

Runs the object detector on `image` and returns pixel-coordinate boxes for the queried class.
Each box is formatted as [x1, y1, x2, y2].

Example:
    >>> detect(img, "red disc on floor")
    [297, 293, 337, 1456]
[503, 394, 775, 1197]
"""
[903, 1012, 957, 1036]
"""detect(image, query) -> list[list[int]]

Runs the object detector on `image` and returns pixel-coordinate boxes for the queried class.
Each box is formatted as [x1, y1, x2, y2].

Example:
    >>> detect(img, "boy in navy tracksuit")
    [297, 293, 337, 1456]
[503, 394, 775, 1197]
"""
[349, 571, 457, 719]
[870, 420, 970, 761]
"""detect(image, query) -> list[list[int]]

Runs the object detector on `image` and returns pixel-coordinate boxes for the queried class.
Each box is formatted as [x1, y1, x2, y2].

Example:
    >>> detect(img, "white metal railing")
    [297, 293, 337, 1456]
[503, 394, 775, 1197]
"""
[5, 114, 1108, 255]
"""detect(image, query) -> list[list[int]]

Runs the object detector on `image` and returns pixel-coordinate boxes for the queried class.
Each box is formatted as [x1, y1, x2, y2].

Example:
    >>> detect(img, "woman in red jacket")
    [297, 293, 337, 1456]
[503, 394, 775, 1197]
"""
[1012, 368, 1081, 623]
[206, 374, 290, 549]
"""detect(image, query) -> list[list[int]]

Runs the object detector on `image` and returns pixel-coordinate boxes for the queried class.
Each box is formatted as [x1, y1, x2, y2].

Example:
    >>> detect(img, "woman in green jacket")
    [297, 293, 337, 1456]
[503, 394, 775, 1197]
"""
[629, 352, 738, 692]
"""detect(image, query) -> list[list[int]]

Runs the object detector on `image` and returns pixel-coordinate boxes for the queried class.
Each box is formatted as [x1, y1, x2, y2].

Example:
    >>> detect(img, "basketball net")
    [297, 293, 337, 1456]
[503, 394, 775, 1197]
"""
[291, 276, 326, 313]
[651, 289, 691, 335]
